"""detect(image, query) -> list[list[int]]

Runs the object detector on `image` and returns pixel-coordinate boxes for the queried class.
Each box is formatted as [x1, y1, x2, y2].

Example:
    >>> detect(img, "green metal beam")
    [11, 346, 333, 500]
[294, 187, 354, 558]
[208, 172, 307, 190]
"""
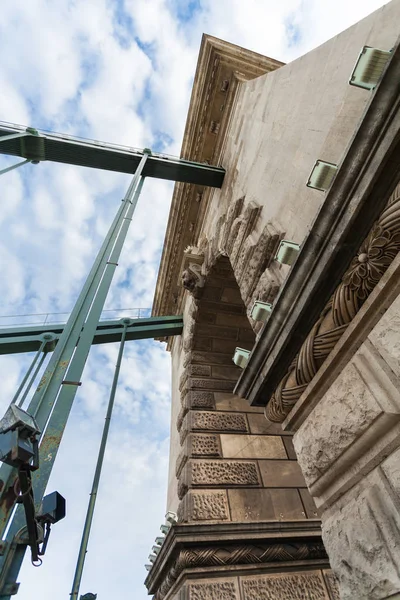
[0, 123, 225, 187]
[0, 316, 183, 355]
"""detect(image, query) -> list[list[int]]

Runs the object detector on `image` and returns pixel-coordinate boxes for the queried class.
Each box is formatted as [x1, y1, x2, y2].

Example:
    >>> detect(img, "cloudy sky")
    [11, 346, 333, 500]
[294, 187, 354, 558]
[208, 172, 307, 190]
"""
[0, 0, 389, 597]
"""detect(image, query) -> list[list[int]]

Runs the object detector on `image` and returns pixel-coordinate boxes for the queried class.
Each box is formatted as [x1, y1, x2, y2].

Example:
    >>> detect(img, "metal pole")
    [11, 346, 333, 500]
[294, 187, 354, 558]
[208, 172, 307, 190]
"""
[10, 340, 46, 406]
[0, 158, 150, 598]
[0, 159, 31, 176]
[17, 351, 47, 408]
[0, 152, 149, 539]
[0, 133, 28, 143]
[70, 320, 129, 600]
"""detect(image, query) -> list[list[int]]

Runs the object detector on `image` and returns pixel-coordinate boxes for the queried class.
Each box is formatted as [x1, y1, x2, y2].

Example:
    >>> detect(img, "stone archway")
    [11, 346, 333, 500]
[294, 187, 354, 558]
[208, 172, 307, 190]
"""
[159, 255, 340, 600]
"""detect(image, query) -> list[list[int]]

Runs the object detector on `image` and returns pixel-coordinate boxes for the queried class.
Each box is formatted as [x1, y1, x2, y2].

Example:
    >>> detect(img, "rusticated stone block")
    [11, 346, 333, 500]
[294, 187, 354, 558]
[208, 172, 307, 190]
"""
[176, 406, 188, 432]
[184, 391, 215, 410]
[178, 479, 188, 500]
[189, 364, 212, 377]
[189, 411, 248, 433]
[191, 433, 221, 457]
[180, 414, 189, 445]
[177, 434, 221, 478]
[185, 377, 236, 392]
[178, 490, 230, 522]
[193, 337, 212, 351]
[196, 324, 238, 339]
[176, 449, 188, 478]
[211, 365, 241, 380]
[187, 581, 238, 600]
[186, 350, 234, 366]
[179, 370, 189, 392]
[323, 571, 340, 600]
[182, 459, 260, 487]
[241, 572, 327, 599]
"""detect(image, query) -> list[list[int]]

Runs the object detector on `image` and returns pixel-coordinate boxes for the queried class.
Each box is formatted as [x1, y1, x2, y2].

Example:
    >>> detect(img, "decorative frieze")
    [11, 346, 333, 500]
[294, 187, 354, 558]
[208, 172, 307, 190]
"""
[153, 544, 328, 599]
[186, 582, 237, 600]
[267, 189, 400, 422]
[241, 573, 328, 600]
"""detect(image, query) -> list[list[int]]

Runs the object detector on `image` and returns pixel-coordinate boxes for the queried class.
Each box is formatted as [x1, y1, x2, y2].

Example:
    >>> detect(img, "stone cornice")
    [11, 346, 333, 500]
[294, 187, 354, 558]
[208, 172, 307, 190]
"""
[152, 35, 284, 322]
[235, 37, 400, 409]
[145, 520, 326, 596]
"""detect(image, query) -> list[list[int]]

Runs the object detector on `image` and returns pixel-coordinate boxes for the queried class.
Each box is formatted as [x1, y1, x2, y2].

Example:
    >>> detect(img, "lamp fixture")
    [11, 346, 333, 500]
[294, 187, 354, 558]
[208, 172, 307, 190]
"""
[250, 301, 272, 322]
[275, 240, 300, 266]
[349, 46, 391, 90]
[233, 347, 251, 369]
[165, 511, 177, 525]
[306, 160, 338, 192]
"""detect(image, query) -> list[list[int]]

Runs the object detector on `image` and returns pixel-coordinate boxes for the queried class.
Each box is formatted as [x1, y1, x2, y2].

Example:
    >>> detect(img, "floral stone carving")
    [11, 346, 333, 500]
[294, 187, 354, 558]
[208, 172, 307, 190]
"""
[267, 188, 400, 422]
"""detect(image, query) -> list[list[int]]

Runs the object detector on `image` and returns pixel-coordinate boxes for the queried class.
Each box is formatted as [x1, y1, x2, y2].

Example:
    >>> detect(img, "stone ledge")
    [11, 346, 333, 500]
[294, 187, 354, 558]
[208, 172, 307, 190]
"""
[145, 520, 327, 597]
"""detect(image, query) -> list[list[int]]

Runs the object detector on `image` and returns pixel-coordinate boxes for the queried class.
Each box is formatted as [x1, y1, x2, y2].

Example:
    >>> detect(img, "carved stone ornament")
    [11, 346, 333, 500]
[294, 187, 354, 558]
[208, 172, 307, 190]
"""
[181, 247, 205, 298]
[267, 185, 400, 422]
[177, 490, 230, 522]
[152, 542, 327, 600]
[241, 573, 328, 600]
[182, 263, 205, 295]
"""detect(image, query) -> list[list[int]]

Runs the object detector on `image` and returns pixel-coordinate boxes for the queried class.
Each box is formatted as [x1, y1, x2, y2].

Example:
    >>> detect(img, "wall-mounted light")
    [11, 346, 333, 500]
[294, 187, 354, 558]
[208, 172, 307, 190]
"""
[349, 46, 391, 90]
[165, 511, 177, 525]
[275, 240, 300, 266]
[306, 160, 338, 192]
[250, 301, 272, 322]
[233, 347, 251, 369]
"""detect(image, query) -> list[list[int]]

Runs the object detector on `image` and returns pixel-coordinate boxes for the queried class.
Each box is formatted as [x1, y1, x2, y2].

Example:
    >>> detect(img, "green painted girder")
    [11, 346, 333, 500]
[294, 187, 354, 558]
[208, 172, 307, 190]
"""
[0, 316, 183, 355]
[0, 124, 225, 187]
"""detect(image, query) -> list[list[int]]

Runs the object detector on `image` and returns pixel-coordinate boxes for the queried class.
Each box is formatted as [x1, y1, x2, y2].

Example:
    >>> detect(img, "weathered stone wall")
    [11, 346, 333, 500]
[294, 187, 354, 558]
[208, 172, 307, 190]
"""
[293, 276, 400, 599]
[202, 1, 400, 259]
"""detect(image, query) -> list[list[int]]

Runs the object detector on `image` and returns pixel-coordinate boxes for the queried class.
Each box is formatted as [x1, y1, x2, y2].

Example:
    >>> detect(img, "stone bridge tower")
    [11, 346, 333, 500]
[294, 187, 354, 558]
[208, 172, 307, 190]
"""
[147, 4, 400, 599]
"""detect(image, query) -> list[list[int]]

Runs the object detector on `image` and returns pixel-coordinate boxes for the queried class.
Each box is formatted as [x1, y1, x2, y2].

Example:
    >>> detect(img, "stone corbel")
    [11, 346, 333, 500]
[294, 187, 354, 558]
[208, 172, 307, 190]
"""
[181, 246, 205, 298]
